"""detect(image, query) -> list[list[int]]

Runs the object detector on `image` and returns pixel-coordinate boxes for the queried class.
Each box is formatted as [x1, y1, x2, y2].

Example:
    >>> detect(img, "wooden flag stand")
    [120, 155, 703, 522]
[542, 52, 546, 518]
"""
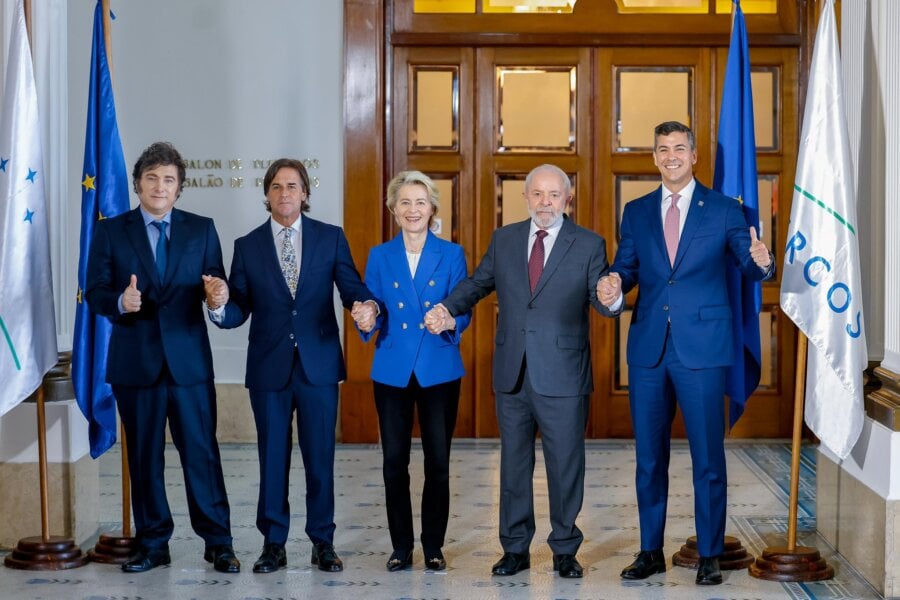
[4, 387, 88, 570]
[87, 424, 136, 563]
[749, 334, 834, 581]
[673, 535, 755, 571]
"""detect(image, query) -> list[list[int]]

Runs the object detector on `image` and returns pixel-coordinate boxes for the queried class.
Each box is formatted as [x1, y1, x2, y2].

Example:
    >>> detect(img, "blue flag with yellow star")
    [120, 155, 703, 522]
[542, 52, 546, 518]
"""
[0, 0, 59, 417]
[713, 0, 763, 427]
[72, 0, 129, 458]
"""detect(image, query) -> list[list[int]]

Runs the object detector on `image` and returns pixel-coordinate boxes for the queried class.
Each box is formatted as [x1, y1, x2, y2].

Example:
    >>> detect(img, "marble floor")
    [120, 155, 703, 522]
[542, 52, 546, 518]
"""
[0, 440, 882, 599]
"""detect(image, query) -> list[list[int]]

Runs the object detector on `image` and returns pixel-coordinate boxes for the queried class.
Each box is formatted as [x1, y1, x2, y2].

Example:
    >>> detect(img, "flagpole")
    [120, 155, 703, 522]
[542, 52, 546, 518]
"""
[83, 0, 137, 564]
[786, 334, 807, 551]
[749, 333, 834, 581]
[3, 0, 87, 570]
[100, 0, 133, 541]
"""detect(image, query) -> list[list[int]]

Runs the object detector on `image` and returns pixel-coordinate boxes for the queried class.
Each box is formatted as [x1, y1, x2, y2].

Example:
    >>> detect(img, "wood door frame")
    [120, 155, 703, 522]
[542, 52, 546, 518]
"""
[341, 0, 819, 443]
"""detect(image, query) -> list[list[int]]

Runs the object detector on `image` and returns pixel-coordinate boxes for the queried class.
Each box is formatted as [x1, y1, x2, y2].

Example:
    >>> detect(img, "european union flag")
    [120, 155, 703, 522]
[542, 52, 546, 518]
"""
[72, 0, 129, 458]
[714, 0, 762, 428]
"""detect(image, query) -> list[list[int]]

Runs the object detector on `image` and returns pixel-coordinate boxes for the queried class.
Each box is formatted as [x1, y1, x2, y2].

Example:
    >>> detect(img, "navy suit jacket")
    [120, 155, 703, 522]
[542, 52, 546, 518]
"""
[442, 217, 614, 398]
[85, 207, 225, 386]
[612, 181, 770, 370]
[359, 232, 471, 388]
[216, 216, 374, 391]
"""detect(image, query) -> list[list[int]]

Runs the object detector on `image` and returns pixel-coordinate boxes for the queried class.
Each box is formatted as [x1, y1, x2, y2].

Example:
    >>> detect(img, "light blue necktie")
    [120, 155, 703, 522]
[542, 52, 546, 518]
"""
[152, 221, 168, 280]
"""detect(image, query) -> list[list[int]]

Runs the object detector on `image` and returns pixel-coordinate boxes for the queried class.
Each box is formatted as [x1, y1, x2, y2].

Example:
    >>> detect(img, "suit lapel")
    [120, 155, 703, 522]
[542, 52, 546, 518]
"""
[124, 208, 161, 290]
[253, 219, 293, 298]
[532, 218, 574, 298]
[386, 235, 417, 303]
[671, 183, 710, 270]
[646, 186, 670, 269]
[163, 209, 188, 286]
[512, 220, 532, 298]
[413, 233, 442, 299]
[294, 216, 318, 301]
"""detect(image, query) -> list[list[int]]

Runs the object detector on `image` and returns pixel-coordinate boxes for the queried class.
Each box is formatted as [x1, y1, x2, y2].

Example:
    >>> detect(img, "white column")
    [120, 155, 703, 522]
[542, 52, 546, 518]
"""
[844, 0, 885, 364]
[877, 0, 900, 373]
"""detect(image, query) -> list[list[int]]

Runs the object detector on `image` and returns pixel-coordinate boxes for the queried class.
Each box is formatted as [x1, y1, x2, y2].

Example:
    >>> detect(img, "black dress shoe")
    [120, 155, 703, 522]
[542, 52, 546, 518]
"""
[252, 543, 287, 574]
[491, 552, 530, 576]
[204, 544, 241, 573]
[553, 554, 584, 578]
[311, 542, 344, 572]
[121, 547, 171, 573]
[696, 556, 723, 585]
[620, 549, 666, 580]
[424, 548, 446, 571]
[386, 548, 413, 572]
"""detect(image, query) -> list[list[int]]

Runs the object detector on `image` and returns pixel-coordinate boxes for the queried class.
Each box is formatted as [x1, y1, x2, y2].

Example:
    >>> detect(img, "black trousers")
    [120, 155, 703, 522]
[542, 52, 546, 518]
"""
[373, 375, 460, 553]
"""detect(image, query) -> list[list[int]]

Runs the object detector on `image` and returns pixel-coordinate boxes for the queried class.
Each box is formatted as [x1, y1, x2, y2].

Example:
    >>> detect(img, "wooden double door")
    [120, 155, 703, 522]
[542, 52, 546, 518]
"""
[342, 36, 801, 441]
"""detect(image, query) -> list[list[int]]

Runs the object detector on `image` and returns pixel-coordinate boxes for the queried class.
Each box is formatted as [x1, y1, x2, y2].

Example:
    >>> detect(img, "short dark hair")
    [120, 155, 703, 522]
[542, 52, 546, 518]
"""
[654, 121, 695, 150]
[263, 158, 311, 214]
[132, 141, 186, 194]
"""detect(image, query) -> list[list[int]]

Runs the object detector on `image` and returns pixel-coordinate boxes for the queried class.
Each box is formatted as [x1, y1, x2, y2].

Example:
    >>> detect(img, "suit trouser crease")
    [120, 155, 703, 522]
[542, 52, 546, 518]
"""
[374, 375, 460, 553]
[495, 364, 586, 555]
[250, 355, 338, 546]
[629, 328, 727, 557]
[114, 376, 232, 549]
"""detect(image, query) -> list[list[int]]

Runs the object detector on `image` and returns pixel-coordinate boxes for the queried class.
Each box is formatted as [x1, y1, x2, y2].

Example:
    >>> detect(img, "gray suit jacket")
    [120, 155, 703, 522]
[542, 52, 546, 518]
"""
[442, 217, 614, 397]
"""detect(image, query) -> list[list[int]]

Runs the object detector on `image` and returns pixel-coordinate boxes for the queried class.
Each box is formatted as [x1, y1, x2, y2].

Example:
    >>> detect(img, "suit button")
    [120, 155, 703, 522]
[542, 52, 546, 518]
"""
[398, 302, 404, 309]
[424, 301, 431, 308]
[393, 281, 399, 288]
[289, 333, 295, 339]
[668, 280, 674, 285]
[428, 280, 435, 286]
[294, 342, 298, 347]
[292, 310, 298, 316]
[402, 323, 408, 329]
[419, 323, 425, 330]
[663, 305, 669, 311]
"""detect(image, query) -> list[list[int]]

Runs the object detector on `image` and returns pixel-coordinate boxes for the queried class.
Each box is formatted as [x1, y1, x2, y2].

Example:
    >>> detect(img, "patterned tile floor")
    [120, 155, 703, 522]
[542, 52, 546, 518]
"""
[0, 440, 883, 599]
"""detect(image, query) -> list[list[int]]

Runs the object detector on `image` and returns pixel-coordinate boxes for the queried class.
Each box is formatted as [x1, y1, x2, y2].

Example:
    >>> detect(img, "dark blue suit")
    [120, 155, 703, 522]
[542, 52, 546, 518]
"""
[612, 181, 771, 557]
[214, 216, 373, 546]
[359, 232, 470, 553]
[85, 206, 232, 550]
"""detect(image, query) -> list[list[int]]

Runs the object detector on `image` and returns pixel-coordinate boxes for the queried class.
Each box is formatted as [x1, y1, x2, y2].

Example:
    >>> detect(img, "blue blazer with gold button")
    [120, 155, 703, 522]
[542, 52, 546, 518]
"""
[360, 231, 470, 388]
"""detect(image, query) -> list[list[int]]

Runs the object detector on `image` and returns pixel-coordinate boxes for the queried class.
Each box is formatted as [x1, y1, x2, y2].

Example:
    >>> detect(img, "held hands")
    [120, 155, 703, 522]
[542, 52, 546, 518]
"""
[122, 274, 142, 313]
[352, 300, 377, 333]
[749, 227, 772, 269]
[202, 274, 229, 310]
[596, 272, 622, 308]
[424, 303, 456, 334]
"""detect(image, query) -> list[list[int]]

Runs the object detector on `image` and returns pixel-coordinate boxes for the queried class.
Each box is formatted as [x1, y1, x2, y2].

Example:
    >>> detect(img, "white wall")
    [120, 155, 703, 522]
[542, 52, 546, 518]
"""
[63, 0, 345, 381]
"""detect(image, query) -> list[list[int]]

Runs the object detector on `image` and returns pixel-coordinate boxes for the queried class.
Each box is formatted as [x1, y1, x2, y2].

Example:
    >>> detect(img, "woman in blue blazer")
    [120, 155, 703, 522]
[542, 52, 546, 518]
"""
[358, 171, 470, 572]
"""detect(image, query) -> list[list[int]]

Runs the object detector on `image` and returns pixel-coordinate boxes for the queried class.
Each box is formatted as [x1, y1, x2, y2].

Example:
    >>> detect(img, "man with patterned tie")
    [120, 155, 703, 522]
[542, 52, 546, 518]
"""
[597, 121, 774, 585]
[204, 158, 379, 574]
[425, 164, 616, 579]
[85, 142, 239, 574]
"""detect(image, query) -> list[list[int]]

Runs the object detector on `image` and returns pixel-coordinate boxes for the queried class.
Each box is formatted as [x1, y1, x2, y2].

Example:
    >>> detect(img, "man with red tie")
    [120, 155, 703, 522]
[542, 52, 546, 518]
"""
[598, 121, 774, 585]
[427, 164, 616, 579]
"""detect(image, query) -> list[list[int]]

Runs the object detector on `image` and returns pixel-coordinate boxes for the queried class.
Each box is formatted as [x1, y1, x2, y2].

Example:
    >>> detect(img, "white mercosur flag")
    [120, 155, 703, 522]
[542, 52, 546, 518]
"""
[0, 0, 59, 416]
[780, 0, 867, 460]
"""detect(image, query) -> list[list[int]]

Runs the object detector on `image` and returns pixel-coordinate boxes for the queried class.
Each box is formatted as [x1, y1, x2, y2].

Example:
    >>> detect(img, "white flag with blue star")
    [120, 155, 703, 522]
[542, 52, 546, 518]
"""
[0, 0, 59, 416]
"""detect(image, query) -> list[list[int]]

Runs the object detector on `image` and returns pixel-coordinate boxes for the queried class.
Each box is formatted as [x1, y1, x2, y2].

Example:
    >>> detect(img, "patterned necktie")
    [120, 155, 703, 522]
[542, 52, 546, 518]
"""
[528, 229, 548, 294]
[664, 193, 681, 266]
[280, 226, 299, 296]
[151, 221, 168, 280]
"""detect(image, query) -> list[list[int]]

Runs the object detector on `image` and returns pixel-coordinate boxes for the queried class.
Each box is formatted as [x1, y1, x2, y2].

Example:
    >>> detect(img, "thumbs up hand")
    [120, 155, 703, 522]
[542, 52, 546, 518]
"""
[122, 274, 142, 312]
[749, 226, 772, 269]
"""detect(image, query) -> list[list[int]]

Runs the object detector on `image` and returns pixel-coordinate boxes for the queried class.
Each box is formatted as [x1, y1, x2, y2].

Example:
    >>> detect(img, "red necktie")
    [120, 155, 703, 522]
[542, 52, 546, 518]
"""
[528, 229, 548, 294]
[664, 193, 681, 266]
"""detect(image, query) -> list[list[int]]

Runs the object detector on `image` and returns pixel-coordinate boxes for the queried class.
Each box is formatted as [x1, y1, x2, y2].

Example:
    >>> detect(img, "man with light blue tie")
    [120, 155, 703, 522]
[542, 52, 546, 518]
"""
[85, 142, 239, 574]
[597, 122, 774, 585]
